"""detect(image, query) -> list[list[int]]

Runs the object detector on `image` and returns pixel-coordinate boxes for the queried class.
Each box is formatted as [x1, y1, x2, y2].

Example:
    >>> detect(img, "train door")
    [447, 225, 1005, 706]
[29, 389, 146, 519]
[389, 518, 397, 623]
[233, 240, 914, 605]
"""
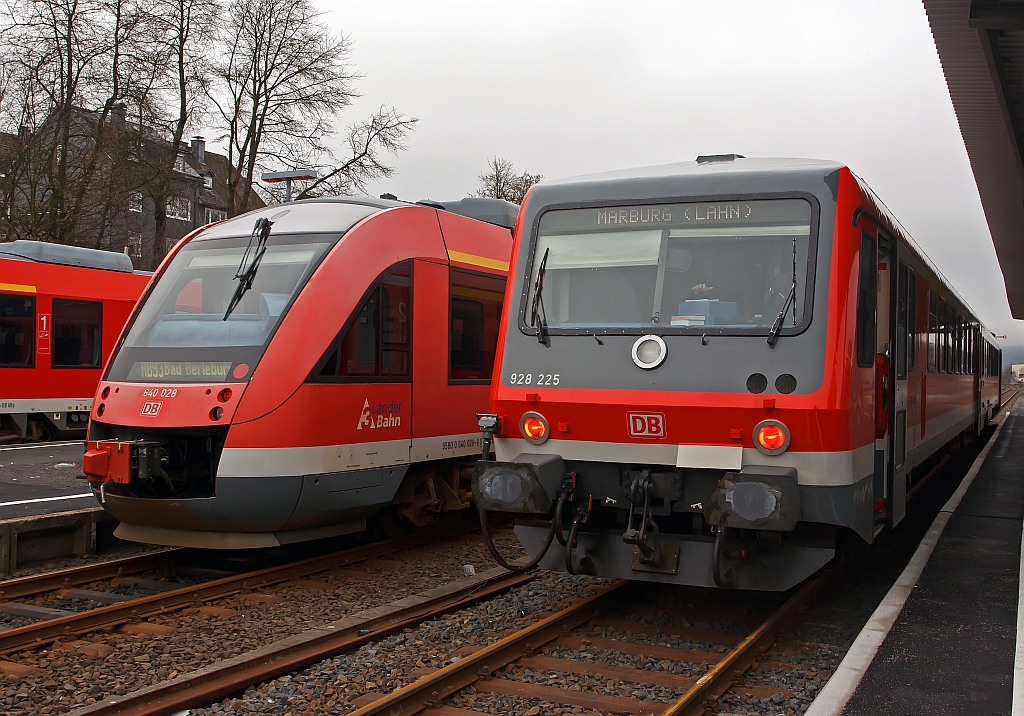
[874, 237, 900, 526]
[891, 254, 911, 526]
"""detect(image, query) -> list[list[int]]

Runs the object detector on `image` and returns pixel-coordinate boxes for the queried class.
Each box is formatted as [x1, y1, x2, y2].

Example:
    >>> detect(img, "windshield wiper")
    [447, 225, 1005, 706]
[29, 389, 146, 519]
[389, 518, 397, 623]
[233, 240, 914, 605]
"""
[223, 217, 273, 320]
[767, 237, 798, 348]
[530, 247, 550, 346]
[767, 281, 796, 348]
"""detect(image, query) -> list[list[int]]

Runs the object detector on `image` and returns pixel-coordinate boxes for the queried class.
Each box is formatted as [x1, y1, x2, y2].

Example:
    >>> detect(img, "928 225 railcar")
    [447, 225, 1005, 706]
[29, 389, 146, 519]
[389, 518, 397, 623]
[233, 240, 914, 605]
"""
[472, 156, 1003, 591]
[82, 196, 516, 548]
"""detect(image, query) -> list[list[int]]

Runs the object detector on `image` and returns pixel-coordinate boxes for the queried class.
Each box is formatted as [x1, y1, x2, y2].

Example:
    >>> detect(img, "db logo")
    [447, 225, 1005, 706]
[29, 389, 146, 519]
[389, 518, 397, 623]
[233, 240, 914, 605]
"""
[140, 401, 162, 417]
[627, 412, 666, 438]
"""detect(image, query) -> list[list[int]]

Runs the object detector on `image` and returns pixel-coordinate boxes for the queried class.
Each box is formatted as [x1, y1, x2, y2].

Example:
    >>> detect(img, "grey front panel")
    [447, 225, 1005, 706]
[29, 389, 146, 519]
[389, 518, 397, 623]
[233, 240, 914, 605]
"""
[97, 476, 303, 532]
[799, 473, 875, 542]
[500, 161, 841, 395]
[281, 465, 408, 530]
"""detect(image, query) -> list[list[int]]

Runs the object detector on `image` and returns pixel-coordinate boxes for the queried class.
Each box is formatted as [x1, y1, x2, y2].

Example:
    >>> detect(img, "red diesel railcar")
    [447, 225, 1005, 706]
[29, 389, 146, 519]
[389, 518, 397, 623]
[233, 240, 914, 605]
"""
[82, 197, 516, 548]
[472, 156, 1003, 591]
[0, 241, 150, 441]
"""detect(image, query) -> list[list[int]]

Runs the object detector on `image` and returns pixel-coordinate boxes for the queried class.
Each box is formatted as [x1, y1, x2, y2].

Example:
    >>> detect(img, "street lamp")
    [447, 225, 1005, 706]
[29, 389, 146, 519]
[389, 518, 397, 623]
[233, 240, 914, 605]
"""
[261, 169, 317, 203]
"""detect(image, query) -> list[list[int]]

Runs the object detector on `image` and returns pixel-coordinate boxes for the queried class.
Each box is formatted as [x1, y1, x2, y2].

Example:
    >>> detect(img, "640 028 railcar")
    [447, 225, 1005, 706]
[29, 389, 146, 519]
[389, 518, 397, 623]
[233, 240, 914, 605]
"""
[472, 156, 1002, 591]
[82, 196, 516, 548]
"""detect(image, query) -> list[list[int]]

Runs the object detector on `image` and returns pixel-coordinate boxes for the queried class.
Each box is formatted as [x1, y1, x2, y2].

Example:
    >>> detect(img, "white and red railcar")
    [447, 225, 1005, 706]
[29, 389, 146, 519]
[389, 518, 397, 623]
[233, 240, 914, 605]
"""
[83, 197, 515, 547]
[473, 157, 1003, 590]
[0, 242, 150, 441]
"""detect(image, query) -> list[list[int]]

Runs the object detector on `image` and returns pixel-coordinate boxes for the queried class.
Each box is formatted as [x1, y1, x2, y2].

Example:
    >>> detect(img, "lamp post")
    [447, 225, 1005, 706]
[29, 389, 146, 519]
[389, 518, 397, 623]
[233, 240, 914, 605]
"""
[261, 170, 317, 202]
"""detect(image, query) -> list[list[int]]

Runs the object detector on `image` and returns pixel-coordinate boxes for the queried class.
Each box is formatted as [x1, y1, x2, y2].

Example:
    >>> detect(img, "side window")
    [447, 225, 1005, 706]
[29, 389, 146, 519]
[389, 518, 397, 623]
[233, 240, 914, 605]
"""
[938, 298, 947, 373]
[380, 267, 411, 378]
[955, 313, 963, 374]
[52, 299, 103, 368]
[896, 261, 908, 380]
[855, 233, 876, 368]
[928, 289, 937, 373]
[312, 264, 412, 381]
[908, 270, 916, 371]
[0, 293, 35, 368]
[947, 305, 955, 373]
[450, 269, 506, 382]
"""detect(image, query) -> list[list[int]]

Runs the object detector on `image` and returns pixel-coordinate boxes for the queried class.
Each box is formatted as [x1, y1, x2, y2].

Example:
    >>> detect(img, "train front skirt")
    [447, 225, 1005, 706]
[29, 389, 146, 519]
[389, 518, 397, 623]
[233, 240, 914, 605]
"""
[514, 521, 835, 591]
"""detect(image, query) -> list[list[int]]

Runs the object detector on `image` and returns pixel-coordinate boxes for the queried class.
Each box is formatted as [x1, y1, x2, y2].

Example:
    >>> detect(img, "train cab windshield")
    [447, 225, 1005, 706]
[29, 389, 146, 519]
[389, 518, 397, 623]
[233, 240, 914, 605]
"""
[527, 198, 814, 334]
[107, 233, 334, 382]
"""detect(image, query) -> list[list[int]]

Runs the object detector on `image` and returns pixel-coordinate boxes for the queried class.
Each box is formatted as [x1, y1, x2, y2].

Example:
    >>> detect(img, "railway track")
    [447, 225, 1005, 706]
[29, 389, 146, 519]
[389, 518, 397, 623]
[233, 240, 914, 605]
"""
[329, 571, 831, 716]
[0, 548, 181, 601]
[0, 519, 479, 660]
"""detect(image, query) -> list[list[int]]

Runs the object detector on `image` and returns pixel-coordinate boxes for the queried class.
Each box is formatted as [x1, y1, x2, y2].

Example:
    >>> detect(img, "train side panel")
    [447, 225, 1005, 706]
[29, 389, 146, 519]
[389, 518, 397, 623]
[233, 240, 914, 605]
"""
[0, 257, 149, 439]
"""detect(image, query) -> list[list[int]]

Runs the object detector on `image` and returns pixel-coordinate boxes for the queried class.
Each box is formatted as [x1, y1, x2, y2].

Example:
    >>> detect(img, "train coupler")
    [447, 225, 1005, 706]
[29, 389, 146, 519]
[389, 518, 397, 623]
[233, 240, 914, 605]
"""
[83, 440, 134, 484]
[622, 471, 661, 565]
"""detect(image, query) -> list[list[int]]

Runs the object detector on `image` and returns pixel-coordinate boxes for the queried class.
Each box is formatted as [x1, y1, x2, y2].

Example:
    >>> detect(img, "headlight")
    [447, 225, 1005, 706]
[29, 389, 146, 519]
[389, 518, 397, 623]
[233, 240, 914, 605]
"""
[754, 419, 790, 455]
[520, 412, 550, 444]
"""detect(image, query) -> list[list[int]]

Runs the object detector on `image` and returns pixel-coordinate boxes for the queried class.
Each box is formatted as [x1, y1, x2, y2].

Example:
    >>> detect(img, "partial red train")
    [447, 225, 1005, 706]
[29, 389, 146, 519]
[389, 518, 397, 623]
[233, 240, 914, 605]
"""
[0, 241, 150, 442]
[473, 156, 1003, 591]
[82, 197, 515, 548]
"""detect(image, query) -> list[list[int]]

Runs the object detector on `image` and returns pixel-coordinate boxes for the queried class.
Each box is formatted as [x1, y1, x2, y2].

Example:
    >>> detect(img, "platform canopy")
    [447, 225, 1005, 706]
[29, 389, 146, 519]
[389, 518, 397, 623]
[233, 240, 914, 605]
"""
[924, 0, 1024, 318]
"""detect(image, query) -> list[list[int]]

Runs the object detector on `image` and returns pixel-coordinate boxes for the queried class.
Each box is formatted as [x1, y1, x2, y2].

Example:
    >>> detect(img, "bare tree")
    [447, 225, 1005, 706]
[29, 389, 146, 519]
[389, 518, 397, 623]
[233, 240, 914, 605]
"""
[292, 106, 417, 200]
[143, 0, 219, 265]
[474, 156, 542, 204]
[0, 0, 162, 247]
[210, 0, 355, 215]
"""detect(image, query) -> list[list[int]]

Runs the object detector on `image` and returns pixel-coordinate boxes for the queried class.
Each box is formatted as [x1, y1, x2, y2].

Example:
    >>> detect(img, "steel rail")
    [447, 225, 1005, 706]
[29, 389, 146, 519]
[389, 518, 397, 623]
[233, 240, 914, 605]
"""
[68, 567, 533, 716]
[660, 571, 830, 716]
[0, 548, 181, 600]
[348, 568, 828, 716]
[346, 581, 626, 716]
[0, 519, 477, 656]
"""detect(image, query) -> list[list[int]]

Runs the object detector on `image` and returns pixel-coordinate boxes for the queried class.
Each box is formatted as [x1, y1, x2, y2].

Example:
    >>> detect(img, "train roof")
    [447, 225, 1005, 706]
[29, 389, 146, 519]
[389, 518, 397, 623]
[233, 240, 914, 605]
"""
[532, 156, 844, 199]
[418, 197, 518, 230]
[0, 239, 137, 273]
[198, 196, 518, 241]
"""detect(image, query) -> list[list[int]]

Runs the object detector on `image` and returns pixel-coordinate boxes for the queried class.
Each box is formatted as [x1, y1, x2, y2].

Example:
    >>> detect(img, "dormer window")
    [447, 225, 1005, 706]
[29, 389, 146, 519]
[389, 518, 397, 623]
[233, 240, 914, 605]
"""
[203, 173, 213, 189]
[173, 154, 188, 173]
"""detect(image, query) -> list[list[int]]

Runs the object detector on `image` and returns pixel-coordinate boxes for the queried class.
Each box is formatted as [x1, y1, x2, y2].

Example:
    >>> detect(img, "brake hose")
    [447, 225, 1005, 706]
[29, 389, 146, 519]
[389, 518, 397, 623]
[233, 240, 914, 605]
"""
[712, 525, 734, 587]
[478, 492, 564, 573]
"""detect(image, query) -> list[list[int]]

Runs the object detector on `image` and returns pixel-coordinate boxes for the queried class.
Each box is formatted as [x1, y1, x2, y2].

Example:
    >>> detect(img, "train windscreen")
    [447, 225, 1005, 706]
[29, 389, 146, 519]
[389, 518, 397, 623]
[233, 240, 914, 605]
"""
[528, 198, 813, 332]
[106, 234, 333, 383]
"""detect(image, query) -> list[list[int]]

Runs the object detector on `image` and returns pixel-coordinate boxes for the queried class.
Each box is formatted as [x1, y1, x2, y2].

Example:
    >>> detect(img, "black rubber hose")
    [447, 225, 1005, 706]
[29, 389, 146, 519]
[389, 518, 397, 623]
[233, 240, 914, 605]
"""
[479, 507, 556, 573]
[553, 493, 569, 546]
[712, 525, 733, 588]
[564, 516, 583, 574]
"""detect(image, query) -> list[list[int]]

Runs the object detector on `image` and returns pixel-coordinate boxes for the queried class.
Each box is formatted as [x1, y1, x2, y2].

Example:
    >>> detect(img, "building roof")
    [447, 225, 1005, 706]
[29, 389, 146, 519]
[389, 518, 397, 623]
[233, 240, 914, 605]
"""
[924, 0, 1024, 318]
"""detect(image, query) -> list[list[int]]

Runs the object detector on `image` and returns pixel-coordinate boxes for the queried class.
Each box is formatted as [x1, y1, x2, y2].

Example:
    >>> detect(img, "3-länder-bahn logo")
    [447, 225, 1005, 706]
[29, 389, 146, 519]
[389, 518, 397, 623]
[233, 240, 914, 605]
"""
[357, 399, 402, 429]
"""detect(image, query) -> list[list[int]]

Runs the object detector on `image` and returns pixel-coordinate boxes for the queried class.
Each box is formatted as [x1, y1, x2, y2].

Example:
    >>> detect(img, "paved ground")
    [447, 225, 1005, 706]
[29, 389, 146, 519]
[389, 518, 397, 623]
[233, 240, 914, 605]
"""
[843, 403, 1023, 716]
[0, 441, 98, 520]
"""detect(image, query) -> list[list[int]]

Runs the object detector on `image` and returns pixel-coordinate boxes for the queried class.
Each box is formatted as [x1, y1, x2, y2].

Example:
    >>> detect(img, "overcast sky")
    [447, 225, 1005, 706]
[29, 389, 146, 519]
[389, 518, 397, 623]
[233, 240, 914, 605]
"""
[290, 0, 1024, 348]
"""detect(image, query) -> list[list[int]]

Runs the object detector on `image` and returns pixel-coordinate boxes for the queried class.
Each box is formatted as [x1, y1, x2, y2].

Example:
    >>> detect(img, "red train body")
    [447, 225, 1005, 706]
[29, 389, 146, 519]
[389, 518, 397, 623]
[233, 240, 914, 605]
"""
[0, 242, 150, 441]
[473, 157, 1002, 591]
[83, 197, 515, 548]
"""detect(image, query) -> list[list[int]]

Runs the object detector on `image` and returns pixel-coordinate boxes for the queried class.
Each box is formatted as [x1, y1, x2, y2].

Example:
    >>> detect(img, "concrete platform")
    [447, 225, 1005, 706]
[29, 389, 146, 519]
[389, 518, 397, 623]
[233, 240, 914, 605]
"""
[807, 400, 1023, 716]
[0, 441, 98, 519]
